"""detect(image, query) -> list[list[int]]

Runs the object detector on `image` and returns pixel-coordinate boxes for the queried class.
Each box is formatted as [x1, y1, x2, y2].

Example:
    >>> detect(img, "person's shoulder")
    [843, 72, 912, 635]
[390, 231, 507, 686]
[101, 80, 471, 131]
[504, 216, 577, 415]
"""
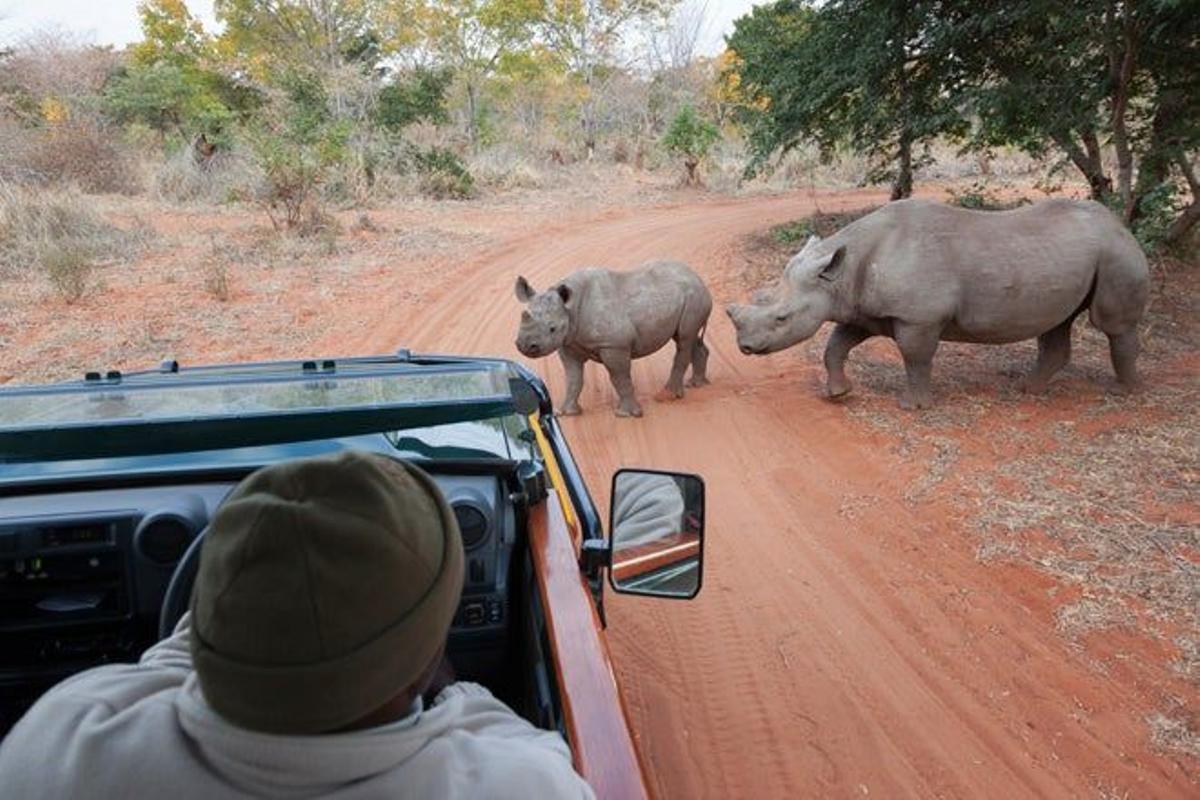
[2, 662, 187, 754]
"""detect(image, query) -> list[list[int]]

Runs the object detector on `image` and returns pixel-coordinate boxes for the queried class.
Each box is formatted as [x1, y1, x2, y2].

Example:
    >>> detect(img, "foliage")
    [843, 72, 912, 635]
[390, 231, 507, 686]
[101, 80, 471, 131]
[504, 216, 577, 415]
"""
[248, 73, 352, 232]
[375, 67, 453, 131]
[534, 0, 681, 154]
[103, 62, 234, 139]
[410, 145, 476, 199]
[927, 0, 1200, 245]
[661, 104, 718, 184]
[130, 0, 213, 67]
[415, 0, 542, 149]
[214, 0, 400, 77]
[726, 0, 967, 199]
[945, 181, 1029, 212]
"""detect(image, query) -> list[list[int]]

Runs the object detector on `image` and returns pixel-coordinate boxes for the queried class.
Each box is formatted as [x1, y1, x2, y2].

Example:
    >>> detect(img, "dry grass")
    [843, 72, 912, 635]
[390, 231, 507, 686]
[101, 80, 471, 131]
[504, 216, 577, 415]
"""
[1149, 706, 1200, 759]
[153, 146, 258, 206]
[0, 182, 154, 298]
[0, 122, 139, 195]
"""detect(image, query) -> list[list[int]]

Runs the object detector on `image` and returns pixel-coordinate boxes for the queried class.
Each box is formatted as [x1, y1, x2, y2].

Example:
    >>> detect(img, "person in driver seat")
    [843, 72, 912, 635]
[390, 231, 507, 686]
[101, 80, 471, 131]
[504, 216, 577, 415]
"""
[0, 451, 595, 799]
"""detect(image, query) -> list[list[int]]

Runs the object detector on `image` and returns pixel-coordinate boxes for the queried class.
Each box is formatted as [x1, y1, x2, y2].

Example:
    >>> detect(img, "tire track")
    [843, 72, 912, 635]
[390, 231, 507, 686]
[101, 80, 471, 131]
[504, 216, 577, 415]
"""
[316, 189, 1195, 798]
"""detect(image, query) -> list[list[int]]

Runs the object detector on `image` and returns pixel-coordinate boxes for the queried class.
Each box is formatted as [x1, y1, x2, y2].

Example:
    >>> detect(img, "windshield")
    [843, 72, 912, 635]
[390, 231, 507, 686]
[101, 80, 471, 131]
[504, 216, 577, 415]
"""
[0, 363, 509, 428]
[0, 357, 527, 465]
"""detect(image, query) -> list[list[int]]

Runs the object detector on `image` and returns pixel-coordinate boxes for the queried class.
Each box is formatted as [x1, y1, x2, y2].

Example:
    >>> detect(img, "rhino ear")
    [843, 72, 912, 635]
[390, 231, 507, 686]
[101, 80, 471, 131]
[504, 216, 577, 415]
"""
[515, 276, 535, 303]
[817, 245, 847, 283]
[797, 234, 821, 257]
[555, 284, 573, 305]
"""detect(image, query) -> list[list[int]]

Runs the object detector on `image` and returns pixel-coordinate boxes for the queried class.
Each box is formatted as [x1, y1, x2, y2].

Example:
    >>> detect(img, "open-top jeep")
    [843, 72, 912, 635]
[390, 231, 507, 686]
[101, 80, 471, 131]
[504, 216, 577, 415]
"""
[0, 352, 705, 798]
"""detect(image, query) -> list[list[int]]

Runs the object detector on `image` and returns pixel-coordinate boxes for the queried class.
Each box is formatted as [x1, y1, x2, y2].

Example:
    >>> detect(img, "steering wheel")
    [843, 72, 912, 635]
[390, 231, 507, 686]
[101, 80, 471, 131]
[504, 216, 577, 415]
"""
[159, 526, 208, 639]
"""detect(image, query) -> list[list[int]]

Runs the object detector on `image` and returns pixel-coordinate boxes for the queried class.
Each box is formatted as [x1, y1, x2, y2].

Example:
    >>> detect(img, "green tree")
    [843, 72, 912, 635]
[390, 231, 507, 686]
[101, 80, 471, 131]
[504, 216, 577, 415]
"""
[940, 0, 1200, 246]
[726, 0, 967, 199]
[248, 71, 352, 231]
[662, 103, 718, 184]
[117, 1, 258, 142]
[104, 62, 221, 136]
[130, 0, 213, 67]
[214, 0, 399, 77]
[416, 0, 541, 150]
[374, 66, 453, 131]
[535, 0, 679, 158]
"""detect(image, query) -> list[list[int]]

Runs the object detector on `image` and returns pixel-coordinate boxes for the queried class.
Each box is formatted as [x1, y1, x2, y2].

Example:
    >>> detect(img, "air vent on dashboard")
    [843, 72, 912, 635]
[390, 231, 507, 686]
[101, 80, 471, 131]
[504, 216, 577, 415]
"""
[135, 515, 195, 566]
[452, 503, 489, 550]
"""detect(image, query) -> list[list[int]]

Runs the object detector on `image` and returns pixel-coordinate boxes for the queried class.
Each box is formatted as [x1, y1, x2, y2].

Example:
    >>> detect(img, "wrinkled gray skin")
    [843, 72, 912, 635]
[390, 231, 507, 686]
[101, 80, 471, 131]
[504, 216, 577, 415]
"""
[514, 261, 712, 417]
[727, 199, 1149, 409]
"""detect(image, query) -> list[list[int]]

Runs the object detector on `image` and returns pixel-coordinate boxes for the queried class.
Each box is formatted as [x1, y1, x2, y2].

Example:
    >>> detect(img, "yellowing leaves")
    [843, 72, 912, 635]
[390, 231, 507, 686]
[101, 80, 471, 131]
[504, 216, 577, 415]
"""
[40, 97, 71, 125]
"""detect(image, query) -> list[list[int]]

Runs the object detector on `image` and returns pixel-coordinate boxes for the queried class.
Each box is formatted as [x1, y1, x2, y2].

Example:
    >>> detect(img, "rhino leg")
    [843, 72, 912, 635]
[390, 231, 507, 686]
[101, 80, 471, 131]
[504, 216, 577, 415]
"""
[687, 338, 710, 387]
[823, 324, 871, 398]
[894, 322, 940, 410]
[559, 350, 585, 415]
[1023, 316, 1075, 394]
[657, 337, 693, 401]
[600, 348, 643, 417]
[1106, 330, 1142, 391]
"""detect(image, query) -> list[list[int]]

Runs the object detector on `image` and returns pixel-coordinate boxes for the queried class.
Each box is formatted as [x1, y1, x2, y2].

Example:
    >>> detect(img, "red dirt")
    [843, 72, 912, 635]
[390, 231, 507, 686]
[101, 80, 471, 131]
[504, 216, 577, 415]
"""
[5, 187, 1196, 797]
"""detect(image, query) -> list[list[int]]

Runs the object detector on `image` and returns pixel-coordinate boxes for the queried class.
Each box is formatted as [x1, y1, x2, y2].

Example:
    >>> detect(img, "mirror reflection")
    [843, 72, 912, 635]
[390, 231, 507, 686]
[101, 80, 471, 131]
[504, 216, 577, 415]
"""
[609, 469, 703, 599]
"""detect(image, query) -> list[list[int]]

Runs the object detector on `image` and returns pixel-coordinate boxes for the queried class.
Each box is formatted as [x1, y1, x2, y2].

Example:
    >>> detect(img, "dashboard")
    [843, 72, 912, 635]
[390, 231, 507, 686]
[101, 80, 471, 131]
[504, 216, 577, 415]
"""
[0, 469, 518, 733]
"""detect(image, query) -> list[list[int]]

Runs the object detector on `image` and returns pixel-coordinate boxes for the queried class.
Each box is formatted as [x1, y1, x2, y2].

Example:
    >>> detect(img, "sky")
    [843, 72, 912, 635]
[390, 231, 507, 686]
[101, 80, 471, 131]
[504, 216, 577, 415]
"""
[0, 0, 759, 55]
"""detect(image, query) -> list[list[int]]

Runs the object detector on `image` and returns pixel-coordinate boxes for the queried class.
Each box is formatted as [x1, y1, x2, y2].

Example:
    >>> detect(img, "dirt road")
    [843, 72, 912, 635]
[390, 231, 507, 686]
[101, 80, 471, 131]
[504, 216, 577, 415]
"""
[316, 189, 1194, 798]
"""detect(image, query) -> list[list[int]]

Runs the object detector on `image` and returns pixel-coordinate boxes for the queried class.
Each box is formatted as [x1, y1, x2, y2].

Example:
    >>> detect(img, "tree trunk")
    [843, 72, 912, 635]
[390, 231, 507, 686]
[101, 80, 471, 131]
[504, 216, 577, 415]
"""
[581, 1, 596, 161]
[1165, 155, 1200, 246]
[1054, 130, 1112, 200]
[891, 133, 913, 200]
[466, 81, 480, 154]
[1105, 5, 1138, 220]
[1129, 90, 1185, 224]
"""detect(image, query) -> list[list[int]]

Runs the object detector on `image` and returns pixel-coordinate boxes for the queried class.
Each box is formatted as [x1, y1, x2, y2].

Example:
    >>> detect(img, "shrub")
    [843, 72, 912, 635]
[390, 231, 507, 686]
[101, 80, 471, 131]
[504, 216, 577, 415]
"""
[411, 146, 474, 199]
[42, 243, 93, 302]
[248, 73, 351, 233]
[0, 182, 152, 297]
[9, 122, 139, 195]
[662, 105, 720, 186]
[946, 180, 1031, 212]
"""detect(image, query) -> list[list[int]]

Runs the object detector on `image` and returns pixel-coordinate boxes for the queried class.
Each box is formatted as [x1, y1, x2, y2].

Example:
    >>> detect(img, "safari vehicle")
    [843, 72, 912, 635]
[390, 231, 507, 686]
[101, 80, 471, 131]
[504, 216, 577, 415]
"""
[0, 352, 705, 798]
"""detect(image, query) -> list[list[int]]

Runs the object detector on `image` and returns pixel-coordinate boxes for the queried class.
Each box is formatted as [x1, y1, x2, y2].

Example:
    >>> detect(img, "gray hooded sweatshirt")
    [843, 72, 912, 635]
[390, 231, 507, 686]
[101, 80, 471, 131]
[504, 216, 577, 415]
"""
[0, 618, 595, 800]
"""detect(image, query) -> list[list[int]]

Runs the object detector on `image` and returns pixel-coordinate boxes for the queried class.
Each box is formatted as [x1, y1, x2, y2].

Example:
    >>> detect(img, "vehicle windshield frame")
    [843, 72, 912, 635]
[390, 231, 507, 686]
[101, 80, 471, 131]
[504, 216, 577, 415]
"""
[0, 355, 518, 464]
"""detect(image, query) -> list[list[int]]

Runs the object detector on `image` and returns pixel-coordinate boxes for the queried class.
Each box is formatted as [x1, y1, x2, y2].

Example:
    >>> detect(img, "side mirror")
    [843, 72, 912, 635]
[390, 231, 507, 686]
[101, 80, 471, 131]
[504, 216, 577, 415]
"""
[607, 468, 704, 599]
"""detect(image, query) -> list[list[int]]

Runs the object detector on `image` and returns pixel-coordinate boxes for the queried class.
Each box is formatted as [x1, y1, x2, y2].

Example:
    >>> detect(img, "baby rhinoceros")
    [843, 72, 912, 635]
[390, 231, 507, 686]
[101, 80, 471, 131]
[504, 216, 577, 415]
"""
[514, 261, 712, 417]
[727, 199, 1149, 409]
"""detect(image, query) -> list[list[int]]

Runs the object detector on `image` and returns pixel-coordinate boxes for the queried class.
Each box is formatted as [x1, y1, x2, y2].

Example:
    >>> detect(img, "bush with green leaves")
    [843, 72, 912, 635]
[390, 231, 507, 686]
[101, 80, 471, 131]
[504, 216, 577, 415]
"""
[662, 105, 720, 186]
[249, 73, 352, 233]
[410, 146, 475, 200]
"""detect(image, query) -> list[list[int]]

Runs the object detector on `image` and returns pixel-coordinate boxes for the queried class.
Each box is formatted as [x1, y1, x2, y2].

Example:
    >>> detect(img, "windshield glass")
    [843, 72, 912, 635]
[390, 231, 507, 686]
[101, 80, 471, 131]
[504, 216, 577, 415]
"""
[0, 363, 510, 429]
[0, 358, 527, 465]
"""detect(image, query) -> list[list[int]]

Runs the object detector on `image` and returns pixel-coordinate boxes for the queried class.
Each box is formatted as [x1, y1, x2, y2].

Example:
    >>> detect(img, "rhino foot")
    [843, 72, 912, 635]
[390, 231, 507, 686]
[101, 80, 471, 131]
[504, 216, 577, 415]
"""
[654, 387, 684, 402]
[898, 391, 933, 411]
[687, 376, 710, 388]
[615, 404, 644, 418]
[1109, 378, 1144, 396]
[826, 376, 852, 399]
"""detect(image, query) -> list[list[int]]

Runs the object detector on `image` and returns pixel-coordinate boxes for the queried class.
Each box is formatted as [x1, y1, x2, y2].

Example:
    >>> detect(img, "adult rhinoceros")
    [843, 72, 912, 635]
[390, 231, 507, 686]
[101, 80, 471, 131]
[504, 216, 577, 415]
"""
[727, 199, 1148, 409]
[513, 261, 712, 417]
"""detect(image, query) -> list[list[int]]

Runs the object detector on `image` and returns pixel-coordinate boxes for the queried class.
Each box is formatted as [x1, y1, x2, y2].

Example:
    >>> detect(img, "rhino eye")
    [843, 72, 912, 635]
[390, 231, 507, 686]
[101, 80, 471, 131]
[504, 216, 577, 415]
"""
[775, 312, 790, 323]
[549, 325, 558, 333]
